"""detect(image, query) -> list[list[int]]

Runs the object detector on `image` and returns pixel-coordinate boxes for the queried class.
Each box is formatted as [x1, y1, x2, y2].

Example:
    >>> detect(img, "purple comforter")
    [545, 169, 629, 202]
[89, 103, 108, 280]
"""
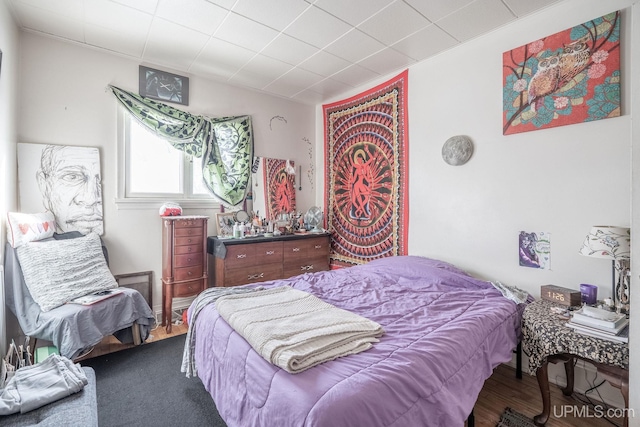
[192, 256, 523, 427]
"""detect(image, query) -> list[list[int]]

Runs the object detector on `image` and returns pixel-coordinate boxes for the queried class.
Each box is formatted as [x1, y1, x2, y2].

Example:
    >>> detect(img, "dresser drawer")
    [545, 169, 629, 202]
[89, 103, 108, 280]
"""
[173, 279, 204, 297]
[174, 244, 200, 255]
[283, 236, 330, 261]
[175, 253, 203, 268]
[224, 241, 283, 269]
[283, 256, 330, 278]
[175, 236, 201, 246]
[175, 265, 204, 281]
[175, 226, 204, 238]
[224, 263, 283, 287]
[175, 219, 206, 228]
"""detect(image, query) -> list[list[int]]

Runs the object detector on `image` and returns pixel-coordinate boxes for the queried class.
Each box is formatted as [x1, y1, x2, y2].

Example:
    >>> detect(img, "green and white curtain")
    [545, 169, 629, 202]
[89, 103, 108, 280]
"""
[110, 85, 253, 207]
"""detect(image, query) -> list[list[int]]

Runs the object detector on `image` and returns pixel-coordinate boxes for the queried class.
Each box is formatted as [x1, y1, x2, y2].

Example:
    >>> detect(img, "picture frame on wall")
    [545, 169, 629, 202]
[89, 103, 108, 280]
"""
[139, 65, 189, 105]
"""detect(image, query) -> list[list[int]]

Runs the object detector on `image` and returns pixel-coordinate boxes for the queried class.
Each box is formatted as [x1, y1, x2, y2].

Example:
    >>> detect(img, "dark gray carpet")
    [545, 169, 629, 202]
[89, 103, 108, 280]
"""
[496, 407, 536, 427]
[81, 335, 227, 427]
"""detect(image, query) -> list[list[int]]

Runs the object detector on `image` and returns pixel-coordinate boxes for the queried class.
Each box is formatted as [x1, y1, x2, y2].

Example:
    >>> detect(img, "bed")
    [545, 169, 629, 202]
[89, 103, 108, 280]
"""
[187, 255, 528, 427]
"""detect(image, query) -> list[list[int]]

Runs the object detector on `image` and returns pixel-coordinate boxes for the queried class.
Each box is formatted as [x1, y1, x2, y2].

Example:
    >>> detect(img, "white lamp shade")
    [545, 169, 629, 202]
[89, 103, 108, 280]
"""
[579, 226, 630, 260]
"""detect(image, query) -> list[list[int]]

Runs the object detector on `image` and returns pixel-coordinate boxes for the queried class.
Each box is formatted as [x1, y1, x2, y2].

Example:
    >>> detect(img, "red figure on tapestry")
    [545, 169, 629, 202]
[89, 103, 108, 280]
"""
[348, 144, 376, 220]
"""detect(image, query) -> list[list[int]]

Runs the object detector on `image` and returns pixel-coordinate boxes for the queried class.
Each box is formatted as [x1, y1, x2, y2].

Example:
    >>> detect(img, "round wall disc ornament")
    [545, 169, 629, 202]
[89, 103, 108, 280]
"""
[442, 135, 473, 166]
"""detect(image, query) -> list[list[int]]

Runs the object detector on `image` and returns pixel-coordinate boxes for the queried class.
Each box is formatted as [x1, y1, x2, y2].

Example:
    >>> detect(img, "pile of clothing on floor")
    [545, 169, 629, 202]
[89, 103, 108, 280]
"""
[1, 339, 88, 415]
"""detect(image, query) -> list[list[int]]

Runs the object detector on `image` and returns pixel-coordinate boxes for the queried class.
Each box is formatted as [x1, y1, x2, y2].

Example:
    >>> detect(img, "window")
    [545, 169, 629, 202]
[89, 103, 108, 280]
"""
[116, 110, 216, 209]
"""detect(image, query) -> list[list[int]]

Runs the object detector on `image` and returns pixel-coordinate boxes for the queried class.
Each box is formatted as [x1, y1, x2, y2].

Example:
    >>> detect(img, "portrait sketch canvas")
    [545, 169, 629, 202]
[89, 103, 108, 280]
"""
[18, 143, 104, 236]
[503, 11, 620, 135]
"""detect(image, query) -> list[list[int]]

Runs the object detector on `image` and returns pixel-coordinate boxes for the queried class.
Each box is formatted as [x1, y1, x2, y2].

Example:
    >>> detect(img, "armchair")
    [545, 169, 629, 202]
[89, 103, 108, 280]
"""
[3, 232, 156, 360]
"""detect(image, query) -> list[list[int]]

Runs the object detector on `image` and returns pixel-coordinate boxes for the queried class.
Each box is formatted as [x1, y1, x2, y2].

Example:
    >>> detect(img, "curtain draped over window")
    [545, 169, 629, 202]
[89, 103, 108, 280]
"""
[109, 85, 253, 207]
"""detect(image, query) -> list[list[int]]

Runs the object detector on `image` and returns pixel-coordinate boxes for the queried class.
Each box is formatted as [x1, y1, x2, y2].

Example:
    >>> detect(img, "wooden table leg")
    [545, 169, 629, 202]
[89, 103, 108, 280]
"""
[561, 356, 574, 396]
[534, 362, 551, 426]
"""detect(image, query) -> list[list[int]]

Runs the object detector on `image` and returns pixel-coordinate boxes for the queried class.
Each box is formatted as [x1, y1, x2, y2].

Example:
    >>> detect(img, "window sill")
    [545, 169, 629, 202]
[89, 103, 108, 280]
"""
[114, 198, 219, 210]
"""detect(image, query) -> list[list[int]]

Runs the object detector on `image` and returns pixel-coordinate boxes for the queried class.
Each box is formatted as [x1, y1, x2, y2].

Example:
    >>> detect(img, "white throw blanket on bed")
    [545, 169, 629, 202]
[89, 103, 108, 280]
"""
[215, 286, 384, 374]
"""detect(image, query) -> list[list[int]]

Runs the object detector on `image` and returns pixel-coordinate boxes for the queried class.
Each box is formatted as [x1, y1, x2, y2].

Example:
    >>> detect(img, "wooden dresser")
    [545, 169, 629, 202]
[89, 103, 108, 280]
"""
[208, 233, 331, 287]
[161, 215, 208, 333]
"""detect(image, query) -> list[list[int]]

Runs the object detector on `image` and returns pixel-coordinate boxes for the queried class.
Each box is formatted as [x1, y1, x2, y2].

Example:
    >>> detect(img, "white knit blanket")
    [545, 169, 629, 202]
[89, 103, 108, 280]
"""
[215, 286, 384, 374]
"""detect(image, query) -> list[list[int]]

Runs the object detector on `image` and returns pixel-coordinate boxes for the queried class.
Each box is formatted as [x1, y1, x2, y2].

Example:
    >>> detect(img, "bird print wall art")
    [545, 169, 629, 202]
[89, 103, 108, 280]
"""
[503, 11, 620, 135]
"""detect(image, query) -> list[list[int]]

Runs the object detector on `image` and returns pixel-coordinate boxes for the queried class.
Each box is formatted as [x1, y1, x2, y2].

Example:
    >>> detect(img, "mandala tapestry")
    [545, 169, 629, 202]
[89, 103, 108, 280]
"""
[263, 158, 296, 220]
[323, 70, 409, 268]
[503, 11, 620, 135]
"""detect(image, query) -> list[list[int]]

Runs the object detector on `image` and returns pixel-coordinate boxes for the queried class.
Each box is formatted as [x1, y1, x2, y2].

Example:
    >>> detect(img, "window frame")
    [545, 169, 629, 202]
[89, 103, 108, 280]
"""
[115, 108, 218, 210]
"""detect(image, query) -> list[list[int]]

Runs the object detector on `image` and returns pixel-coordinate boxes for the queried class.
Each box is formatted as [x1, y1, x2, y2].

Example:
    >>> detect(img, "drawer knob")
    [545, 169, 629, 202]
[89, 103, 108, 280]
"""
[292, 247, 300, 252]
[187, 258, 192, 262]
[188, 271, 192, 276]
[237, 253, 247, 259]
[300, 265, 314, 271]
[315, 245, 322, 249]
[188, 239, 192, 243]
[248, 273, 264, 280]
[188, 247, 192, 252]
[266, 250, 275, 255]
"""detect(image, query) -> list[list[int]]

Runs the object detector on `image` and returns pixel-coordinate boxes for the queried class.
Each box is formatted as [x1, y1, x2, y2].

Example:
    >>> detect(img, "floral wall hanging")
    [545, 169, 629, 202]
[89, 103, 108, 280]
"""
[503, 11, 620, 135]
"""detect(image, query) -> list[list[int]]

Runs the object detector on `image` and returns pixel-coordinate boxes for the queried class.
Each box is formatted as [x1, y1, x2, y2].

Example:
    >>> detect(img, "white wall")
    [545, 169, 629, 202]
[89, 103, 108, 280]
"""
[15, 33, 315, 318]
[316, 0, 636, 415]
[0, 0, 20, 355]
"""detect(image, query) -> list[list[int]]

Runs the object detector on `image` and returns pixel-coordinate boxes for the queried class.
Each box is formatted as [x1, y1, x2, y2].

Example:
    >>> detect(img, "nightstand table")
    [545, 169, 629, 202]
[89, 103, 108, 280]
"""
[522, 299, 629, 426]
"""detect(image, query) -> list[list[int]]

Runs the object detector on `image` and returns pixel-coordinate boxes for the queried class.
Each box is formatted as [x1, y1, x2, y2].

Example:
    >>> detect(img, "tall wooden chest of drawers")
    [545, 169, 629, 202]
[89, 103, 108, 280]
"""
[208, 233, 331, 287]
[161, 216, 208, 333]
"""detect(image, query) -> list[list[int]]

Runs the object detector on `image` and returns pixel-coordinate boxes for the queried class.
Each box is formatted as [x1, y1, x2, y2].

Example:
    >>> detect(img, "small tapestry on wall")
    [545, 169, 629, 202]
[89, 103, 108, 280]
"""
[323, 70, 409, 268]
[518, 231, 550, 270]
[17, 143, 104, 236]
[503, 11, 620, 135]
[263, 158, 296, 220]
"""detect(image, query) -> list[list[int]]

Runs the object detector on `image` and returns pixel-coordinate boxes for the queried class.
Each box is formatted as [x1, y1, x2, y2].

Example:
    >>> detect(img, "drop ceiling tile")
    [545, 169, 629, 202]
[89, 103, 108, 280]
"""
[261, 34, 319, 66]
[144, 18, 210, 70]
[403, 0, 474, 22]
[502, 0, 560, 17]
[312, 0, 391, 26]
[297, 51, 350, 77]
[284, 5, 351, 48]
[307, 77, 353, 96]
[240, 54, 293, 77]
[263, 80, 307, 98]
[214, 12, 280, 52]
[110, 0, 158, 14]
[392, 24, 458, 61]
[228, 69, 278, 90]
[232, 0, 310, 31]
[330, 63, 379, 87]
[10, 0, 83, 20]
[357, 47, 415, 76]
[190, 37, 255, 78]
[278, 67, 324, 87]
[358, 1, 430, 45]
[156, 0, 227, 35]
[203, 0, 236, 9]
[437, 0, 516, 42]
[84, 0, 153, 34]
[323, 29, 385, 63]
[292, 90, 325, 105]
[85, 24, 146, 57]
[11, 2, 84, 42]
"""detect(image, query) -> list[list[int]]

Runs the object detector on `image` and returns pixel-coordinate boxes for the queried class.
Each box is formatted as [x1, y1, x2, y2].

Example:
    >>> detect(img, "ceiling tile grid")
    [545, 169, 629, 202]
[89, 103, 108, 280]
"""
[6, 0, 562, 105]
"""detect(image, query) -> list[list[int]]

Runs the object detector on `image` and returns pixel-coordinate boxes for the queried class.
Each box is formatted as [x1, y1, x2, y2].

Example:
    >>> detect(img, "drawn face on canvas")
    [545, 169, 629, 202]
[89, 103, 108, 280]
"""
[36, 146, 103, 235]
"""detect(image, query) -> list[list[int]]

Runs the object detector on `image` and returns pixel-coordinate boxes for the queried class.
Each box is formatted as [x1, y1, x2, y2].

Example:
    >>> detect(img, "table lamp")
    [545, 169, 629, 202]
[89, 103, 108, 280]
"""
[579, 226, 630, 313]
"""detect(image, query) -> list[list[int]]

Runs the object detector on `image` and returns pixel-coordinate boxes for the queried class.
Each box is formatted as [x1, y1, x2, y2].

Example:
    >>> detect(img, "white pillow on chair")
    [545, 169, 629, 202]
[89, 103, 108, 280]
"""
[16, 232, 118, 312]
[6, 212, 56, 248]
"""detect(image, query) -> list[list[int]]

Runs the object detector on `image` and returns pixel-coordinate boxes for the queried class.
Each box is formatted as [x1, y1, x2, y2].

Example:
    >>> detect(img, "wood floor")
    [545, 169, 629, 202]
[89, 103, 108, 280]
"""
[80, 327, 623, 427]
